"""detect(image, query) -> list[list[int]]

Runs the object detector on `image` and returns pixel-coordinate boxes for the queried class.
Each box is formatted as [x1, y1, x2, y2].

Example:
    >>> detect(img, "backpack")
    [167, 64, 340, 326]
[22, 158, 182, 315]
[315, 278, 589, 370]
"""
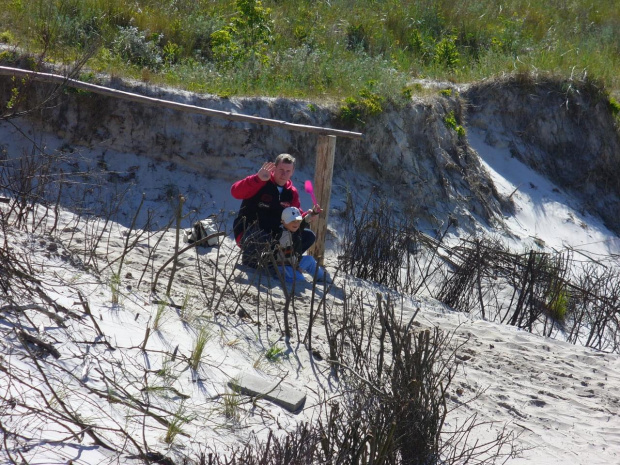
[184, 216, 222, 247]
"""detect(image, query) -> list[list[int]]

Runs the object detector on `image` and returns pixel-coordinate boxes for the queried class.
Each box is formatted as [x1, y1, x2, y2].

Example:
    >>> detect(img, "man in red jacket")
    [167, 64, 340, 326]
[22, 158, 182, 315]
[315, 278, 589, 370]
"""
[231, 153, 318, 267]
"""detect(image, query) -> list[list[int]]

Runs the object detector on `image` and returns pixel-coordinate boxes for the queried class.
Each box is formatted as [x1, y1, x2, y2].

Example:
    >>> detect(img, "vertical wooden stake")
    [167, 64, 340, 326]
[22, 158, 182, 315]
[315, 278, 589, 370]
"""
[310, 135, 337, 265]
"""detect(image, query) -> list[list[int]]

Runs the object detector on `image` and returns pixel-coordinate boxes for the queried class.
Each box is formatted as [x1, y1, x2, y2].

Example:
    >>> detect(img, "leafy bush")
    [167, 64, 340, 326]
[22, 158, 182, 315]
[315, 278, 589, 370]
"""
[162, 41, 182, 65]
[210, 0, 273, 68]
[435, 35, 460, 71]
[346, 23, 370, 52]
[444, 110, 466, 137]
[0, 50, 18, 64]
[0, 30, 15, 44]
[53, 12, 102, 49]
[210, 29, 242, 68]
[338, 81, 385, 125]
[112, 26, 162, 69]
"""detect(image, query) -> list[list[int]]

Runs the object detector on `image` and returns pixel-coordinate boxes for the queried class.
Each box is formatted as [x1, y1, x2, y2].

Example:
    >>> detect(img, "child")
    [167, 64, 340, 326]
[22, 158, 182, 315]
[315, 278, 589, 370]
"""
[275, 206, 331, 283]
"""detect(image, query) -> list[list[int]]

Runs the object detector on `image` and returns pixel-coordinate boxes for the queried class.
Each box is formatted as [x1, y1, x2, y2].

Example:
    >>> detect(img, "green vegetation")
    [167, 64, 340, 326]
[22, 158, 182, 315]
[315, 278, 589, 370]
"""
[444, 110, 466, 137]
[188, 326, 211, 371]
[222, 388, 241, 422]
[164, 402, 190, 445]
[548, 287, 570, 322]
[152, 300, 167, 331]
[610, 97, 620, 118]
[0, 30, 14, 44]
[1, 0, 619, 101]
[264, 343, 285, 362]
[109, 271, 121, 305]
[338, 80, 385, 125]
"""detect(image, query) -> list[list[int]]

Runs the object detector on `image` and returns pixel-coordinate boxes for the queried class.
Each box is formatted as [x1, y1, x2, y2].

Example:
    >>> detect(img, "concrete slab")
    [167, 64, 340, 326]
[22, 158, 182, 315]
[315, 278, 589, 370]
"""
[228, 370, 306, 412]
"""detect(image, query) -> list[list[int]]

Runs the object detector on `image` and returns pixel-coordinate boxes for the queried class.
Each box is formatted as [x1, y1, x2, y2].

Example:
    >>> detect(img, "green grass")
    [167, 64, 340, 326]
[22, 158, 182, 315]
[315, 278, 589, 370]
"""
[444, 110, 466, 138]
[155, 354, 175, 383]
[109, 271, 121, 305]
[164, 402, 190, 445]
[188, 326, 211, 371]
[548, 287, 570, 322]
[264, 344, 285, 362]
[222, 388, 241, 422]
[152, 300, 166, 331]
[2, 0, 620, 101]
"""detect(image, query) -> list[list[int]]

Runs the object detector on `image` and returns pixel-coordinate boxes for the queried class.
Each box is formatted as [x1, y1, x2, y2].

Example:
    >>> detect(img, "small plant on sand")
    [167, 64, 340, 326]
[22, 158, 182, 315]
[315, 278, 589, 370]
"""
[156, 352, 178, 385]
[110, 272, 121, 305]
[264, 344, 285, 362]
[164, 402, 189, 445]
[152, 300, 167, 330]
[188, 327, 211, 371]
[179, 289, 196, 323]
[222, 388, 241, 422]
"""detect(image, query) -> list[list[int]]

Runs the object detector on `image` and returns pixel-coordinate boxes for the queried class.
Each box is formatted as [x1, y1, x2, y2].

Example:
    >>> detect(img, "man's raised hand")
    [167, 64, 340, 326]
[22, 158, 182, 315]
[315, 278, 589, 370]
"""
[257, 162, 276, 181]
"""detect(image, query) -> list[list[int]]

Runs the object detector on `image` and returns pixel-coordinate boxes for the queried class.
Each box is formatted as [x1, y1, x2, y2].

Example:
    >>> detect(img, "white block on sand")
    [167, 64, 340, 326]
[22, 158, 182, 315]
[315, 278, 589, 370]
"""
[228, 370, 306, 412]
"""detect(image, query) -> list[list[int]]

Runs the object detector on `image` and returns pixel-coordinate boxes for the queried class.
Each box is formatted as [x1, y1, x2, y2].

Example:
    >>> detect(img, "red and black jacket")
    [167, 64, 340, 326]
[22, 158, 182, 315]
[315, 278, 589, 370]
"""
[231, 173, 301, 244]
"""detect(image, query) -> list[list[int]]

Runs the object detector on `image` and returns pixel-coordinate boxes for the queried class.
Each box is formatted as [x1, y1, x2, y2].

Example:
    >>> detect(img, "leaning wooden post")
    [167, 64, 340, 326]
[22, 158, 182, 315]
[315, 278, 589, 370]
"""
[310, 135, 337, 265]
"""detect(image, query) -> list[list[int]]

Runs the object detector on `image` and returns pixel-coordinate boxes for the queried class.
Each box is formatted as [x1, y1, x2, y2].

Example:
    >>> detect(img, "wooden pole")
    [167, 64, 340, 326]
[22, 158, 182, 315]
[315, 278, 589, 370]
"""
[0, 66, 363, 140]
[310, 135, 337, 265]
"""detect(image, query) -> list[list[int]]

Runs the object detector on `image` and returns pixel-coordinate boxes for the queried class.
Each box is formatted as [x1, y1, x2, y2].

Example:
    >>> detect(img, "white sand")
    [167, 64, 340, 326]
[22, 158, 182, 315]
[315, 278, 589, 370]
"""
[0, 120, 619, 464]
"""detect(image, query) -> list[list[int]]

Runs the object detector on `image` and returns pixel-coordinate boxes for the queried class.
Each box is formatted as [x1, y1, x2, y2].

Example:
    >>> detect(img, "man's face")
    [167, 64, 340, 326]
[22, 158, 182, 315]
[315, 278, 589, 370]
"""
[273, 161, 294, 186]
[283, 219, 302, 232]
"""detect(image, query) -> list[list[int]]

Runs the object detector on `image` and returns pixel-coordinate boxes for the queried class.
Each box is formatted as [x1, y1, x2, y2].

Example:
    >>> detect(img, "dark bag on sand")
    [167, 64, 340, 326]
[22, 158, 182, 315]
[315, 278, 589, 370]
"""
[185, 216, 222, 247]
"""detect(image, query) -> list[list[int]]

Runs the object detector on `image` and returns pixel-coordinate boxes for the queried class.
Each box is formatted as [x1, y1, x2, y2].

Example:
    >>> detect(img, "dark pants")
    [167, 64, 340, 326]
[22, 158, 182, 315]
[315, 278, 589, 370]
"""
[240, 224, 316, 268]
[300, 228, 316, 254]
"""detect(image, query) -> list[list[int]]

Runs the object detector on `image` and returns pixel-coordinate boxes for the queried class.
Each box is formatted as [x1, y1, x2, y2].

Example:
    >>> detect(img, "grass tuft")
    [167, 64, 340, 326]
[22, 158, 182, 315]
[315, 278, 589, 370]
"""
[152, 301, 166, 331]
[188, 326, 211, 371]
[164, 402, 190, 445]
[222, 388, 240, 422]
[110, 272, 121, 305]
[264, 344, 285, 362]
[548, 288, 570, 322]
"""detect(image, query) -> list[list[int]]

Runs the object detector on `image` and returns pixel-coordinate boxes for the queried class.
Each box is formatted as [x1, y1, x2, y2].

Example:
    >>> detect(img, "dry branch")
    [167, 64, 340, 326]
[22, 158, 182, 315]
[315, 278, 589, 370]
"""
[17, 330, 61, 359]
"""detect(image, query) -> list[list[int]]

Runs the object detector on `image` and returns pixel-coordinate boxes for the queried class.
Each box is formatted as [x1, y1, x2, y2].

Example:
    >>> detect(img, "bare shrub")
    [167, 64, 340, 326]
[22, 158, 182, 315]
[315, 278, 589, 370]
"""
[564, 258, 620, 352]
[337, 188, 620, 354]
[429, 235, 620, 353]
[181, 293, 519, 465]
[329, 293, 519, 464]
[338, 191, 427, 294]
[436, 236, 494, 315]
